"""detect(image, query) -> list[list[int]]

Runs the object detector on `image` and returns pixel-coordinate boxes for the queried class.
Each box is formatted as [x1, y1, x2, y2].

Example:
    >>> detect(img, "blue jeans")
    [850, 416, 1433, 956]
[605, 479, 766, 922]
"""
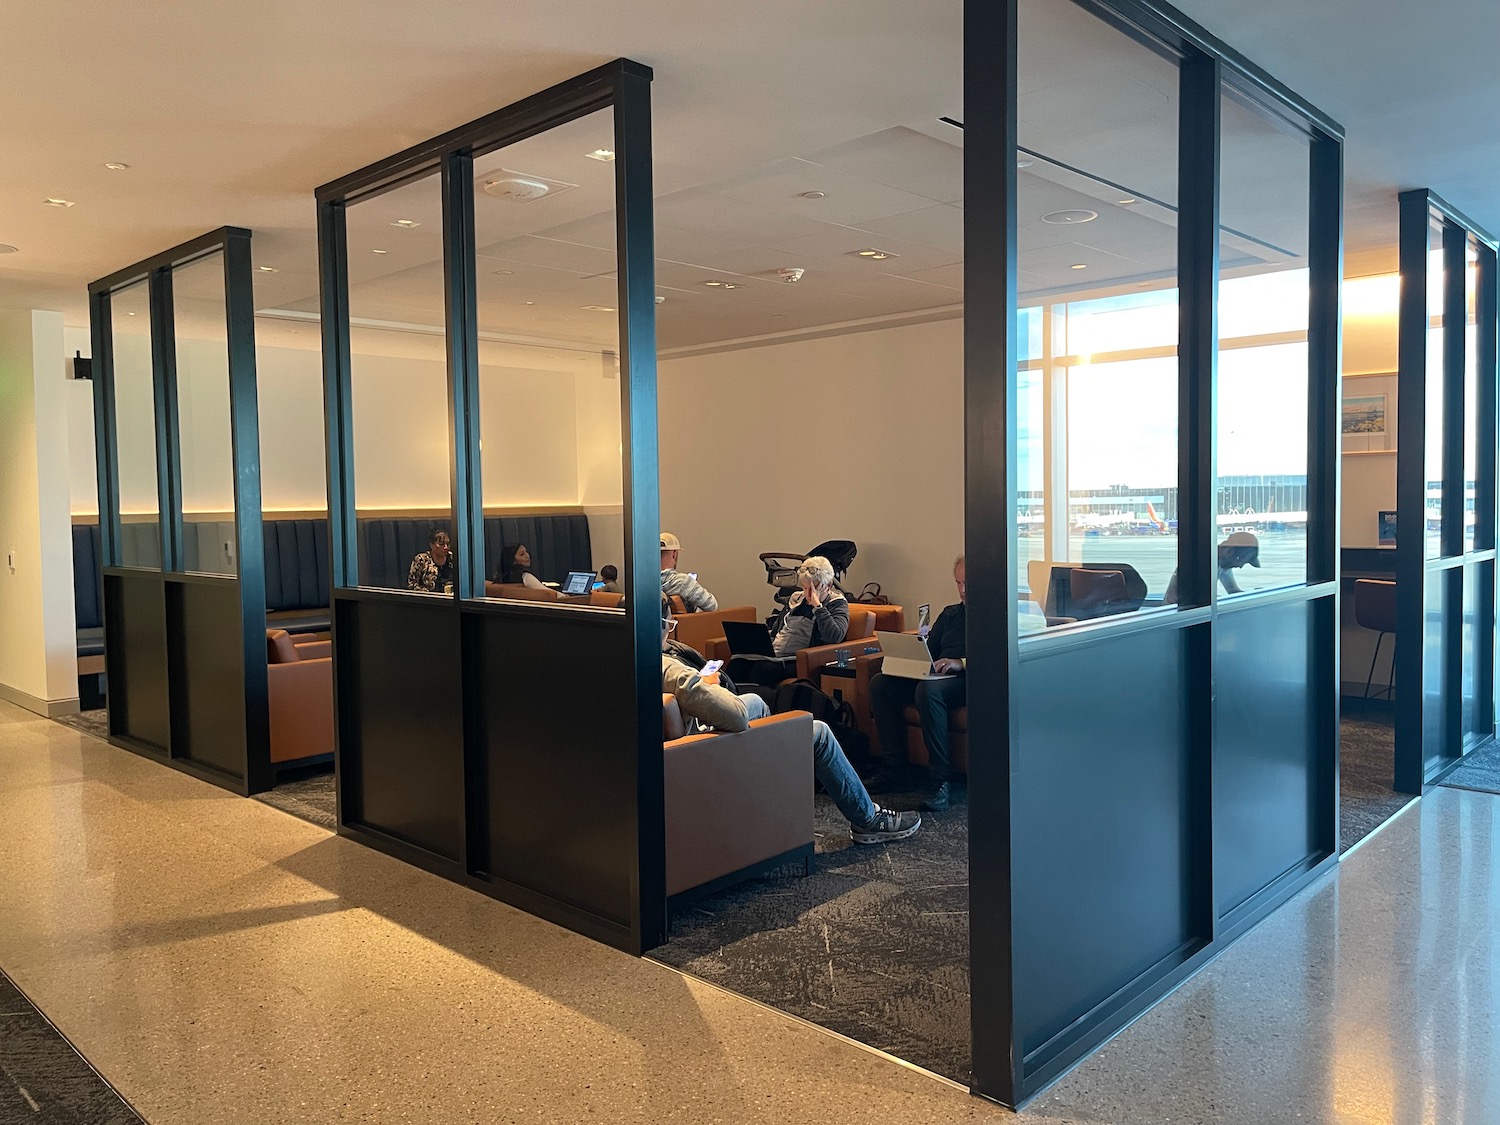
[742, 695, 878, 827]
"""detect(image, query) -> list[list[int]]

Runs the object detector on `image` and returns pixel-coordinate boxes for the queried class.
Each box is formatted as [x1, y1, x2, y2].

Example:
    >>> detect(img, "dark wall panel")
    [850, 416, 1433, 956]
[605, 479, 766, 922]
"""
[339, 597, 464, 861]
[474, 609, 636, 927]
[1014, 626, 1198, 1057]
[104, 572, 170, 751]
[1214, 599, 1325, 916]
[166, 578, 247, 779]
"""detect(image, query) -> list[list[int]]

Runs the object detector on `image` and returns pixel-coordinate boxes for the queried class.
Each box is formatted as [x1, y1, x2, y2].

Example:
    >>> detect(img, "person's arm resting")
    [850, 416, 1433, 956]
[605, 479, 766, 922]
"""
[662, 658, 750, 732]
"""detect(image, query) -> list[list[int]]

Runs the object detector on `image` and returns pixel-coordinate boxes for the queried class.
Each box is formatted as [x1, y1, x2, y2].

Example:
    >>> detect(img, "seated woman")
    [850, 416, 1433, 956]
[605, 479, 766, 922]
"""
[493, 543, 549, 592]
[407, 529, 454, 593]
[728, 555, 850, 691]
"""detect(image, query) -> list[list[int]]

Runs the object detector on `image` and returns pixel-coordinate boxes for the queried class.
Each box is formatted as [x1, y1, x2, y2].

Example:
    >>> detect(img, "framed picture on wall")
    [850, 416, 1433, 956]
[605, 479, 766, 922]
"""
[1342, 372, 1397, 453]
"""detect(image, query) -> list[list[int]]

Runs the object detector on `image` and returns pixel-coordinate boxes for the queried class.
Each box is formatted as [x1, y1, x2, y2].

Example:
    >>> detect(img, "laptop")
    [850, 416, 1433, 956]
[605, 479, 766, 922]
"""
[722, 619, 777, 657]
[876, 631, 956, 680]
[560, 570, 597, 596]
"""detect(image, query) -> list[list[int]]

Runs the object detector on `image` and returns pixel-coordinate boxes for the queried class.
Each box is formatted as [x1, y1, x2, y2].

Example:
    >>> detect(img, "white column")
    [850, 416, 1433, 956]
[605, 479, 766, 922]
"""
[0, 309, 79, 715]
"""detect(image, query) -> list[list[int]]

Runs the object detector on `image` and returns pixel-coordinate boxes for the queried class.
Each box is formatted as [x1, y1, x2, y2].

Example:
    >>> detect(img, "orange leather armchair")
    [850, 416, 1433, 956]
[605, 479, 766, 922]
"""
[671, 603, 758, 655]
[266, 629, 334, 766]
[662, 694, 814, 901]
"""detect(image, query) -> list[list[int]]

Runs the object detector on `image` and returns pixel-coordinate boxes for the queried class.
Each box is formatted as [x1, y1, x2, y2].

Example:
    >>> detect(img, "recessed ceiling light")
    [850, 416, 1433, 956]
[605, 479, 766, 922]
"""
[127, 311, 137, 316]
[654, 295, 666, 304]
[1042, 210, 1098, 225]
[854, 248, 898, 261]
[800, 191, 827, 200]
[104, 162, 129, 171]
[371, 248, 388, 254]
[493, 269, 513, 275]
[585, 149, 615, 162]
[524, 301, 535, 306]
[1017, 158, 1034, 169]
[0, 245, 17, 254]
[1117, 197, 1138, 205]
[1070, 263, 1088, 270]
[391, 219, 420, 228]
[700, 279, 742, 288]
[257, 266, 279, 273]
[44, 198, 75, 208]
[580, 304, 616, 312]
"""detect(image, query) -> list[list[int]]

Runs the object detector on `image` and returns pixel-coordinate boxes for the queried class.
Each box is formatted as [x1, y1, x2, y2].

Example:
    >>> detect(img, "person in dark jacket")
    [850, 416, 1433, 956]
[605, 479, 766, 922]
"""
[868, 555, 967, 811]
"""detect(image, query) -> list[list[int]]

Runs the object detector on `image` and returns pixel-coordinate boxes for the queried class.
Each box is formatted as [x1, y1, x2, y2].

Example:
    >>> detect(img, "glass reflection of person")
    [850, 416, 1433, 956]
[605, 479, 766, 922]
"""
[407, 529, 455, 593]
[494, 543, 548, 591]
[1163, 530, 1260, 603]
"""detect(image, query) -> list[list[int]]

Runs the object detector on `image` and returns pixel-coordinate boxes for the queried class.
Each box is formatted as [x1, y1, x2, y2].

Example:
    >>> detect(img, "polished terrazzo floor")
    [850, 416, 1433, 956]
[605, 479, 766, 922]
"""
[9, 699, 1500, 1123]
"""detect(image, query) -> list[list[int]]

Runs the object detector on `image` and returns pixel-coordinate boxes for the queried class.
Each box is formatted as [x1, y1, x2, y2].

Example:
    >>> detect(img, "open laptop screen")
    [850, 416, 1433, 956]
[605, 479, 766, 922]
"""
[561, 571, 597, 596]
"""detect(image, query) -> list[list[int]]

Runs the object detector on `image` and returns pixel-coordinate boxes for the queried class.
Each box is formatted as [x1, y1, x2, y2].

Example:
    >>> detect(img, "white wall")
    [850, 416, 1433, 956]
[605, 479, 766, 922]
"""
[0, 310, 78, 712]
[659, 318, 964, 616]
[65, 326, 623, 563]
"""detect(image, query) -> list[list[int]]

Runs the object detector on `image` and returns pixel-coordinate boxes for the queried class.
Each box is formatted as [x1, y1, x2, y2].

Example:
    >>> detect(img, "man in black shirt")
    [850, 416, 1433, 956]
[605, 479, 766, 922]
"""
[868, 555, 966, 811]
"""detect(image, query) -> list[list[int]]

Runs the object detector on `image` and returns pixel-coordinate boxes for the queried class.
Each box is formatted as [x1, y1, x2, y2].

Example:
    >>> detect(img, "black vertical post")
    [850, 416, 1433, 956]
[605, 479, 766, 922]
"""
[615, 60, 665, 953]
[319, 200, 358, 593]
[150, 268, 183, 571]
[1178, 52, 1220, 940]
[965, 0, 1020, 1106]
[444, 152, 483, 604]
[1308, 131, 1345, 852]
[90, 289, 121, 569]
[1394, 190, 1430, 794]
[222, 231, 272, 793]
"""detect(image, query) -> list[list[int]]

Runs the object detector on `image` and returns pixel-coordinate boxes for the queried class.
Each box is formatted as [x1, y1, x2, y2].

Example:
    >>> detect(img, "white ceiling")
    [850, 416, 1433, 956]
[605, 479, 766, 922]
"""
[2, 0, 1495, 351]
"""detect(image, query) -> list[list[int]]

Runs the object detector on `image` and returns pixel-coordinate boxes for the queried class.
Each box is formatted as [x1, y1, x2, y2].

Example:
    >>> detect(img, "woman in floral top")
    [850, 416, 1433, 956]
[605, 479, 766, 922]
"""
[407, 530, 455, 593]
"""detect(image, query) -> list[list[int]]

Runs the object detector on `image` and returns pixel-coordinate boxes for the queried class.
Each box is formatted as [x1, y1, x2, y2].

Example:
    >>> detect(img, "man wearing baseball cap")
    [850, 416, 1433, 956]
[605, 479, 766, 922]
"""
[660, 531, 719, 612]
[1163, 530, 1260, 603]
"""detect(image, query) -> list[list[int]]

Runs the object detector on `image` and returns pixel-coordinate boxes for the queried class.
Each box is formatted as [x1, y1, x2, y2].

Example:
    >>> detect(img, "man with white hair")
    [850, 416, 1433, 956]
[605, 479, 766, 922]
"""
[660, 532, 718, 612]
[661, 600, 920, 845]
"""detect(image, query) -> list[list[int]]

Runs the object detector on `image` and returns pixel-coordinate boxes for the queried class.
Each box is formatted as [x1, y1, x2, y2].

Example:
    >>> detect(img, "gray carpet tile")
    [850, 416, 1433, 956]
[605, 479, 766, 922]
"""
[652, 785, 973, 1084]
[1440, 737, 1500, 795]
[0, 971, 143, 1124]
[255, 770, 337, 831]
[1339, 706, 1411, 852]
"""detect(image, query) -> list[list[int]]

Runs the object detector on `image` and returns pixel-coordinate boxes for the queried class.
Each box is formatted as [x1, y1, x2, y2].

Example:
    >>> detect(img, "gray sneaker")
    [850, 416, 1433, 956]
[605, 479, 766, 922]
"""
[851, 807, 921, 845]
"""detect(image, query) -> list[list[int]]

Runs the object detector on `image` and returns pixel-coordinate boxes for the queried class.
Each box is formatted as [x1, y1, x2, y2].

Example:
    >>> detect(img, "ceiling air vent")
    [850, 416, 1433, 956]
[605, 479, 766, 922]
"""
[479, 169, 579, 203]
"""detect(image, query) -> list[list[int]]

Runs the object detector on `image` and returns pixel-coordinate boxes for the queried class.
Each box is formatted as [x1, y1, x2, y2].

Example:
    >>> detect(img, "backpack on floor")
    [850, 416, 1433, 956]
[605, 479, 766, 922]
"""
[770, 678, 871, 765]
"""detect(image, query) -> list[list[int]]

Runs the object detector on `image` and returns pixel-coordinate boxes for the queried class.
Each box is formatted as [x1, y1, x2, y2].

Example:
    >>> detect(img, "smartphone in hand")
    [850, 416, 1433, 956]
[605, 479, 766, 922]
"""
[917, 603, 932, 638]
[699, 659, 723, 676]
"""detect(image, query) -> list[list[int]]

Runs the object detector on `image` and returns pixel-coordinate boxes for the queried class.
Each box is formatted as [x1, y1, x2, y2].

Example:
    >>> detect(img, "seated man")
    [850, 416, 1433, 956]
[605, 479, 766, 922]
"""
[662, 601, 919, 846]
[407, 529, 455, 593]
[660, 532, 718, 612]
[868, 554, 966, 811]
[1162, 530, 1260, 604]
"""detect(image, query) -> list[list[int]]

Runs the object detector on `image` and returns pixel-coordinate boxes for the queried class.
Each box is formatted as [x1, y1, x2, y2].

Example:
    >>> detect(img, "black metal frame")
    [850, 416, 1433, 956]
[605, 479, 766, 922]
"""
[967, 0, 1343, 1106]
[87, 227, 271, 794]
[1394, 189, 1500, 792]
[316, 60, 663, 953]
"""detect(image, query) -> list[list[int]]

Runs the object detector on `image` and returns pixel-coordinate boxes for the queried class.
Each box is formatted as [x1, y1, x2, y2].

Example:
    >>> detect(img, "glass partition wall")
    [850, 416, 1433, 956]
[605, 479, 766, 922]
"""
[967, 0, 1342, 1104]
[1394, 191, 1499, 791]
[317, 61, 661, 952]
[88, 228, 271, 793]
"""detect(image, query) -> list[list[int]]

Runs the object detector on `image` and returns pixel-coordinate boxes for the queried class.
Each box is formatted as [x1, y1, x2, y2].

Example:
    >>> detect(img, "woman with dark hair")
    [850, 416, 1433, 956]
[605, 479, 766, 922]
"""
[494, 543, 548, 592]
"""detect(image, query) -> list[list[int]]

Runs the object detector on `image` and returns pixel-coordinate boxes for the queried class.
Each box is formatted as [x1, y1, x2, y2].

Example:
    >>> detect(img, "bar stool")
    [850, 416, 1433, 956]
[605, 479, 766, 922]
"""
[1354, 579, 1397, 699]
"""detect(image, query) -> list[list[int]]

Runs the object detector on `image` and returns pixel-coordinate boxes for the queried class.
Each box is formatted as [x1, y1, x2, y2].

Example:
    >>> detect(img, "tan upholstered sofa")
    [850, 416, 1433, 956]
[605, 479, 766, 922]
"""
[266, 629, 334, 766]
